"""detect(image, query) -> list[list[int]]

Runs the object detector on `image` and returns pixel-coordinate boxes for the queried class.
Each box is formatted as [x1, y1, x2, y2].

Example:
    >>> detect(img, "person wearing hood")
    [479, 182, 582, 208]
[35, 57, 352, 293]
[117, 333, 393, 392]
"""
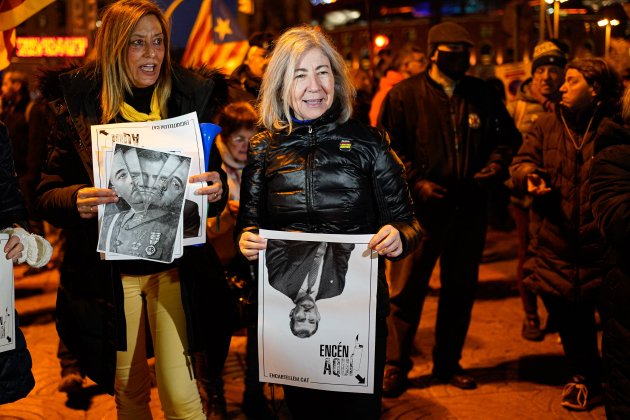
[35, 0, 229, 418]
[590, 87, 630, 419]
[229, 32, 274, 104]
[510, 58, 622, 411]
[507, 40, 566, 342]
[378, 21, 520, 397]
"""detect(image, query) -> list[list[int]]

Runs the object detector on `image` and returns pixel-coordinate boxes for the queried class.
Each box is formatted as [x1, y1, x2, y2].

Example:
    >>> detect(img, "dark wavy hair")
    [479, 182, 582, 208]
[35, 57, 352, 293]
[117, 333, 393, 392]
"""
[566, 58, 622, 111]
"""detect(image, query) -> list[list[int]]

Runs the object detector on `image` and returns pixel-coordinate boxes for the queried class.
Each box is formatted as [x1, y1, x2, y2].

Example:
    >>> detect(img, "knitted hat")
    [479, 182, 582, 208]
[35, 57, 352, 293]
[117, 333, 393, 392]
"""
[531, 41, 566, 73]
[427, 22, 474, 55]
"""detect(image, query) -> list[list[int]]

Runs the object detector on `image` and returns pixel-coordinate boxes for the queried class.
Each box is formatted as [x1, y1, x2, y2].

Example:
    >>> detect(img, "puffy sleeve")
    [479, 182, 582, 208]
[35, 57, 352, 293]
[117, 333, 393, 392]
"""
[510, 118, 546, 193]
[235, 131, 270, 242]
[370, 127, 423, 260]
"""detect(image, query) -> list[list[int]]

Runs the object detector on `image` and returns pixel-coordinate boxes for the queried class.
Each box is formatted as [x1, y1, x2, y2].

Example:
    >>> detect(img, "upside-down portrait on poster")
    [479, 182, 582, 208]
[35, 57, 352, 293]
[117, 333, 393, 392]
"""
[258, 229, 378, 394]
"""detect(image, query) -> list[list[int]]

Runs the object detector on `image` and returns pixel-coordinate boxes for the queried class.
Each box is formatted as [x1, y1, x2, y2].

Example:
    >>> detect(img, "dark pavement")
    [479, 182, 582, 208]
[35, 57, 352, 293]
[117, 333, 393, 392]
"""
[0, 229, 606, 419]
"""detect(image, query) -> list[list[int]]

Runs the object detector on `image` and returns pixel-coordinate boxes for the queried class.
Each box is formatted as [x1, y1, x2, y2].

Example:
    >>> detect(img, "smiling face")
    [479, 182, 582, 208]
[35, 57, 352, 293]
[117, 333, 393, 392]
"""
[126, 14, 165, 88]
[289, 47, 335, 121]
[560, 68, 596, 111]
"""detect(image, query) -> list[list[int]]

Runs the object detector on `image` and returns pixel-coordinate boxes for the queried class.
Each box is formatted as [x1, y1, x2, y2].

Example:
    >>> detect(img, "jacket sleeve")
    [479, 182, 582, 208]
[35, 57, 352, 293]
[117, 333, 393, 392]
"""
[0, 123, 28, 229]
[377, 88, 418, 183]
[35, 115, 91, 228]
[371, 128, 422, 260]
[509, 119, 545, 194]
[235, 131, 269, 243]
[590, 144, 630, 251]
[484, 88, 521, 178]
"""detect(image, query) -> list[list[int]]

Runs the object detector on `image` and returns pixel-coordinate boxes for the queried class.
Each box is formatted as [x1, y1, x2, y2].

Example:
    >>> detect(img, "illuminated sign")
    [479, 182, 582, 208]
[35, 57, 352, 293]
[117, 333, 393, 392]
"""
[15, 37, 89, 58]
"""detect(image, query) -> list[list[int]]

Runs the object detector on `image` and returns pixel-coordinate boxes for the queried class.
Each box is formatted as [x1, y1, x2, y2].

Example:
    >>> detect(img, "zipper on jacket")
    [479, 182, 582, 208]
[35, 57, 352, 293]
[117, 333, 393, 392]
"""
[306, 125, 315, 230]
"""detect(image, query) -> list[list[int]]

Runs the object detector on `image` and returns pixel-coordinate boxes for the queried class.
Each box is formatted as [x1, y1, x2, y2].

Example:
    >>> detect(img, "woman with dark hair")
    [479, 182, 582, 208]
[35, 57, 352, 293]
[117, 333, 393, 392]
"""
[510, 58, 622, 411]
[35, 0, 228, 418]
[236, 25, 422, 418]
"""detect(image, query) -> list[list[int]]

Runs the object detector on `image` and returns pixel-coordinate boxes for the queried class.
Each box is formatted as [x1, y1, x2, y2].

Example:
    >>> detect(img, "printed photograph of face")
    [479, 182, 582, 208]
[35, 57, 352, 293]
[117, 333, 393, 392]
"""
[98, 144, 191, 262]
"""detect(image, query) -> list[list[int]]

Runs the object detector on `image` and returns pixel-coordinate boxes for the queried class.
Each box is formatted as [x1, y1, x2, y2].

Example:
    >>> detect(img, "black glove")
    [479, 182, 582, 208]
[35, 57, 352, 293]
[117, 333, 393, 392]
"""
[473, 163, 502, 186]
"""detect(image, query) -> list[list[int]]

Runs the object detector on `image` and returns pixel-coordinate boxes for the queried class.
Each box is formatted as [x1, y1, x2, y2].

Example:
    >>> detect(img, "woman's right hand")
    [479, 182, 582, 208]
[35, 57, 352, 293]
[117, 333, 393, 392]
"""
[4, 234, 24, 263]
[526, 173, 551, 196]
[239, 231, 267, 261]
[76, 187, 119, 219]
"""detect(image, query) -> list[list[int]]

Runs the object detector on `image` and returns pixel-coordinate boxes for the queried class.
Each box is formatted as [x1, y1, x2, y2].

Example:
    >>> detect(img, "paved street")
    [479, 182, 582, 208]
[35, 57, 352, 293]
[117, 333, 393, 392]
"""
[0, 230, 606, 419]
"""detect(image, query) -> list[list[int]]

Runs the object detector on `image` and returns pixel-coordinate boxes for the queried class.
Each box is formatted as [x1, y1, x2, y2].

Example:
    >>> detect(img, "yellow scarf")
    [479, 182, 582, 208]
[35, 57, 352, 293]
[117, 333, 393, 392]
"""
[119, 89, 161, 122]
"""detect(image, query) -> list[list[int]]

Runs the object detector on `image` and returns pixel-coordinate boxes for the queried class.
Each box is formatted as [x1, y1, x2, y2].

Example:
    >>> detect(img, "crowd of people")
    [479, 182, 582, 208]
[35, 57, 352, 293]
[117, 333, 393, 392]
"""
[1, 0, 629, 419]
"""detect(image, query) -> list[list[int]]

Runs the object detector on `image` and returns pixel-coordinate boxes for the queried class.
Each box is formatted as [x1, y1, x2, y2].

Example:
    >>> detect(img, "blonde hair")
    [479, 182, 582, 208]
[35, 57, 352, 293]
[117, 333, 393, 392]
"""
[94, 0, 172, 123]
[258, 25, 355, 133]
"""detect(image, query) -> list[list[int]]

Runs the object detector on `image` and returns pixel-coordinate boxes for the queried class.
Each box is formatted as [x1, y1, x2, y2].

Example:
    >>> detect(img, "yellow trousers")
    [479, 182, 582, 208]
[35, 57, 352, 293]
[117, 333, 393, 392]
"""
[115, 269, 204, 420]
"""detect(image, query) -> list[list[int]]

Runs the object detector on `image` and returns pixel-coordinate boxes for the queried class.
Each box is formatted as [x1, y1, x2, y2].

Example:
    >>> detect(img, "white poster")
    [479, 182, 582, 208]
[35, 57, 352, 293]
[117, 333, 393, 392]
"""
[0, 233, 16, 353]
[91, 113, 207, 248]
[258, 229, 378, 394]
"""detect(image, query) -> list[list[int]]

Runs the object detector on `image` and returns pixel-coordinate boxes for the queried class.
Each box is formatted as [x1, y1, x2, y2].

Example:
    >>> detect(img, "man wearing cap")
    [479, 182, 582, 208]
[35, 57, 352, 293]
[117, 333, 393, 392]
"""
[378, 21, 520, 396]
[507, 40, 566, 342]
[229, 31, 274, 103]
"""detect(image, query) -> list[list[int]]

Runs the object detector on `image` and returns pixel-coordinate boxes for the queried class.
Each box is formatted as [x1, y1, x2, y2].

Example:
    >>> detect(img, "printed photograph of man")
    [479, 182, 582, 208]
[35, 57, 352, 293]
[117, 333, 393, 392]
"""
[265, 239, 355, 338]
[97, 144, 191, 262]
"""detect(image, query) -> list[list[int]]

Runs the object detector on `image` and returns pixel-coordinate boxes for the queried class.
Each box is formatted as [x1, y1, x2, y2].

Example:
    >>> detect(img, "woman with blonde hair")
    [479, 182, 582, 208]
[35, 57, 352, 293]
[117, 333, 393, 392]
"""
[237, 25, 422, 418]
[36, 0, 228, 418]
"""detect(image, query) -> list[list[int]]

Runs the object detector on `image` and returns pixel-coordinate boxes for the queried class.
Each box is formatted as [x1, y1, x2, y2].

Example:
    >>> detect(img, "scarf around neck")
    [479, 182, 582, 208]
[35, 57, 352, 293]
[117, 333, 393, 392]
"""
[119, 89, 161, 122]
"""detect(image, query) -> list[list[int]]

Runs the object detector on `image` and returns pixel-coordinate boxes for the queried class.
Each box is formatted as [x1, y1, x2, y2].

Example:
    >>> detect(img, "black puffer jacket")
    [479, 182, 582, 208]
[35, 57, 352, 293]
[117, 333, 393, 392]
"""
[510, 106, 610, 300]
[236, 102, 422, 312]
[590, 117, 630, 419]
[36, 63, 229, 394]
[0, 122, 35, 405]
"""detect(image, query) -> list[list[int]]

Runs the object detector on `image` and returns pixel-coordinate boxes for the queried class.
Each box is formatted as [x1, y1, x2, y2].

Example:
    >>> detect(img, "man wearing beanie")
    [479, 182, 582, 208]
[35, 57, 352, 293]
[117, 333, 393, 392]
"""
[378, 21, 521, 396]
[507, 40, 566, 343]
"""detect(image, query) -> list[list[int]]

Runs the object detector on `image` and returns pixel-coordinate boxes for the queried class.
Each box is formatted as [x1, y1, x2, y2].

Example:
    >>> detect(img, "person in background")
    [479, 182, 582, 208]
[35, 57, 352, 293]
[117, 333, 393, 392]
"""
[510, 58, 622, 411]
[369, 44, 427, 126]
[590, 86, 630, 419]
[35, 0, 228, 418]
[349, 67, 373, 125]
[0, 121, 52, 405]
[506, 40, 566, 341]
[229, 31, 274, 104]
[199, 101, 270, 419]
[237, 25, 422, 418]
[378, 21, 520, 397]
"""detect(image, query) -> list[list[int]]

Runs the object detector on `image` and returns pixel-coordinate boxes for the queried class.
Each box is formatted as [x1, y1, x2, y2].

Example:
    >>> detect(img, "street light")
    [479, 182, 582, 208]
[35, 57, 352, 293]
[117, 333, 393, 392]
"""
[597, 18, 620, 58]
[545, 0, 568, 39]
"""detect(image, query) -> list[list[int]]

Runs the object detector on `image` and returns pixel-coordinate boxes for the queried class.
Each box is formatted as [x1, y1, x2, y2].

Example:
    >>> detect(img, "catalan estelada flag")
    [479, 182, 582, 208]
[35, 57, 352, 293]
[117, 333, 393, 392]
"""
[0, 0, 56, 70]
[181, 0, 249, 74]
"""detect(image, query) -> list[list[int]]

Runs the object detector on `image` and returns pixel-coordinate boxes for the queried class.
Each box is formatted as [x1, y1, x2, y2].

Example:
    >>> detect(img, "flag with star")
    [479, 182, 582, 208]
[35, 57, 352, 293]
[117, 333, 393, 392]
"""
[181, 0, 249, 74]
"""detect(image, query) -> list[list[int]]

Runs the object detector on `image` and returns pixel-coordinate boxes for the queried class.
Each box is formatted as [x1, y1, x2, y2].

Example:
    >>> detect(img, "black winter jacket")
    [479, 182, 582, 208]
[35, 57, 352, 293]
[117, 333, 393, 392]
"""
[35, 63, 229, 393]
[378, 70, 520, 229]
[236, 102, 422, 313]
[510, 106, 610, 300]
[0, 122, 35, 405]
[590, 117, 630, 419]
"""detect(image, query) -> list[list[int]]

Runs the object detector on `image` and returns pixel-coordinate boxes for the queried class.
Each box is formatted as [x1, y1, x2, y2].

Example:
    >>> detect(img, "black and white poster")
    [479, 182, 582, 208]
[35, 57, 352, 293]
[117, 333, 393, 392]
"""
[91, 112, 207, 248]
[258, 229, 378, 394]
[0, 233, 15, 353]
[96, 145, 191, 263]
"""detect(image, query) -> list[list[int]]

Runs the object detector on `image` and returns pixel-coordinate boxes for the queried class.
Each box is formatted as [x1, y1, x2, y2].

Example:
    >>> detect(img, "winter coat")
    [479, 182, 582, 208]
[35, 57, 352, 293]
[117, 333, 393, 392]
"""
[35, 63, 229, 394]
[236, 101, 422, 315]
[510, 106, 610, 300]
[590, 117, 630, 418]
[0, 122, 35, 405]
[379, 70, 520, 230]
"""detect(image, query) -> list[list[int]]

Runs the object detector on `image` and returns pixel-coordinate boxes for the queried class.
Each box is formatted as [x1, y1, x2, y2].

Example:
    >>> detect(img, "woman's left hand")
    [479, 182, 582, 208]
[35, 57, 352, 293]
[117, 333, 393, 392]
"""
[369, 225, 403, 258]
[190, 171, 223, 202]
[3, 234, 24, 263]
